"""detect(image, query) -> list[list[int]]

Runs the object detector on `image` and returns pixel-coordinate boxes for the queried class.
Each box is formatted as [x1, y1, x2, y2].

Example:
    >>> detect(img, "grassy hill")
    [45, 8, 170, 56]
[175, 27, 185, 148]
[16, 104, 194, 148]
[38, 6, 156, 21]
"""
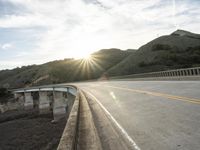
[0, 64, 50, 88]
[48, 49, 134, 83]
[0, 49, 134, 88]
[107, 30, 200, 76]
[0, 29, 200, 88]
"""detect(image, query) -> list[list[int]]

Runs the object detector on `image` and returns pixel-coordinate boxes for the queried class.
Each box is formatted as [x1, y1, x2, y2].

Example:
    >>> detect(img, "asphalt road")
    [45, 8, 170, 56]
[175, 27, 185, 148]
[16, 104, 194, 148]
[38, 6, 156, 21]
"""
[75, 80, 200, 150]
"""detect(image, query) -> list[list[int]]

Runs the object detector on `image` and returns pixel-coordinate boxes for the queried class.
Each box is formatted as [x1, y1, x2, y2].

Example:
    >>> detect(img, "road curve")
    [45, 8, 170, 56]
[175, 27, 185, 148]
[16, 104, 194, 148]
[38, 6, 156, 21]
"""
[74, 80, 200, 150]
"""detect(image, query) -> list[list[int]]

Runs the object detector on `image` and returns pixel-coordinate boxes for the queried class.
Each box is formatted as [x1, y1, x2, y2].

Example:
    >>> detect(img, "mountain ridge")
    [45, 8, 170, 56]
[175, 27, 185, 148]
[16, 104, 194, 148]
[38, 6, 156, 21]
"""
[107, 29, 200, 76]
[0, 29, 200, 88]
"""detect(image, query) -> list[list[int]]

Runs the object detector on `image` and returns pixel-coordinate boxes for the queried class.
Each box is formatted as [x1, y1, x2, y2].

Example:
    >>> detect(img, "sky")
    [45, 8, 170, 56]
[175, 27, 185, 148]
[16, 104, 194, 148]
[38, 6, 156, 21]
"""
[0, 0, 200, 70]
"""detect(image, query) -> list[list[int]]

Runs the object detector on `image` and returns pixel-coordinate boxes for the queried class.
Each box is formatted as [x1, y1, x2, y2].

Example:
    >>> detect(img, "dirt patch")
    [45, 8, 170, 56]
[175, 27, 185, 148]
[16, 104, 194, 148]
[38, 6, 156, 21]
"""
[0, 110, 67, 150]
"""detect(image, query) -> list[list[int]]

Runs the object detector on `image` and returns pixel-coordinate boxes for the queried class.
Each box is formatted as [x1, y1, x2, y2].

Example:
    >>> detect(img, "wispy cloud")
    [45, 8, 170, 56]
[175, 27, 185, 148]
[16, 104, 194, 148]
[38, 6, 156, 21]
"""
[0, 43, 13, 50]
[0, 0, 200, 69]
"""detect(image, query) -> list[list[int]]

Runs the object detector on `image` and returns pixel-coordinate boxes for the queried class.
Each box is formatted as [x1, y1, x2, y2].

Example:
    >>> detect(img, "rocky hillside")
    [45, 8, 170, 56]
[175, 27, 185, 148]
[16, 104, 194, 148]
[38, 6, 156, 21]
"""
[0, 49, 134, 88]
[108, 30, 200, 76]
[0, 29, 200, 88]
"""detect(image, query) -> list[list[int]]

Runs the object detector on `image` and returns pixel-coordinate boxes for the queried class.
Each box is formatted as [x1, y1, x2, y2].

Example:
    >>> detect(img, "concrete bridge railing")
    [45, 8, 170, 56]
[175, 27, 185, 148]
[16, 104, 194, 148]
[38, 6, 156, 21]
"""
[13, 86, 77, 121]
[110, 67, 200, 80]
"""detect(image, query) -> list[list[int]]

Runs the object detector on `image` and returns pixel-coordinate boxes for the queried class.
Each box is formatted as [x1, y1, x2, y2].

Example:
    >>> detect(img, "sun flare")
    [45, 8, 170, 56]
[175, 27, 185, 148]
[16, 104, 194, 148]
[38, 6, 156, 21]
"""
[83, 54, 91, 60]
[74, 53, 92, 60]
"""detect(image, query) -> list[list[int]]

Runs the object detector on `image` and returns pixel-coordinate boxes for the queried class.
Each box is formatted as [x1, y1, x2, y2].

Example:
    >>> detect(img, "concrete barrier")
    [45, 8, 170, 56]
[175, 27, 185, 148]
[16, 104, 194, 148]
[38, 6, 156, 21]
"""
[57, 90, 80, 150]
[53, 91, 68, 121]
[110, 67, 200, 80]
[0, 104, 8, 113]
[24, 92, 33, 109]
[57, 90, 102, 150]
[12, 85, 140, 150]
[39, 91, 50, 114]
[12, 86, 77, 120]
[77, 91, 102, 150]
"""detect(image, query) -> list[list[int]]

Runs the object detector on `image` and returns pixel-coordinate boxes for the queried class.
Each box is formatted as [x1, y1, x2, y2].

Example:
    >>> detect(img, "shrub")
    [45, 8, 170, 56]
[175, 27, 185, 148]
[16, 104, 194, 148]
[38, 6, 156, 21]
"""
[152, 44, 171, 51]
[0, 88, 8, 97]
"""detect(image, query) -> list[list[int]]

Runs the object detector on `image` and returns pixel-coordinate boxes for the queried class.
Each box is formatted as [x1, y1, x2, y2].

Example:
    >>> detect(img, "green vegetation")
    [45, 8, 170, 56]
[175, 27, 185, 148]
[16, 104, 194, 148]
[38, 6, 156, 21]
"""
[0, 88, 10, 104]
[0, 49, 134, 88]
[0, 30, 200, 88]
[0, 88, 8, 97]
[107, 30, 200, 75]
[49, 49, 133, 83]
[151, 44, 172, 51]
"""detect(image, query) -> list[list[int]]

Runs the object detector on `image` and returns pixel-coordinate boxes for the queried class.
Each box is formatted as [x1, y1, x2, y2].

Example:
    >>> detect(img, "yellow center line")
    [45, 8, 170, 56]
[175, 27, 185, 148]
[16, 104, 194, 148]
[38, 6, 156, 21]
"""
[105, 85, 200, 105]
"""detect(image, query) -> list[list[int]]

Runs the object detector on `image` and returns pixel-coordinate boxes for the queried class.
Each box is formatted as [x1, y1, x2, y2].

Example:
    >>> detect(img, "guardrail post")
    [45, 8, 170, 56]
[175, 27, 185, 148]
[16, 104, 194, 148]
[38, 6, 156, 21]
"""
[176, 71, 179, 76]
[189, 69, 192, 76]
[24, 91, 34, 110]
[53, 89, 67, 121]
[181, 70, 184, 76]
[39, 90, 51, 114]
[167, 72, 170, 76]
[194, 69, 198, 75]
[160, 72, 162, 77]
[177, 71, 179, 76]
[163, 72, 165, 76]
[184, 70, 187, 76]
[14, 93, 24, 101]
[161, 72, 164, 77]
[178, 70, 181, 76]
[14, 93, 24, 109]
[183, 70, 185, 76]
[197, 68, 200, 75]
[186, 70, 189, 76]
[185, 70, 188, 76]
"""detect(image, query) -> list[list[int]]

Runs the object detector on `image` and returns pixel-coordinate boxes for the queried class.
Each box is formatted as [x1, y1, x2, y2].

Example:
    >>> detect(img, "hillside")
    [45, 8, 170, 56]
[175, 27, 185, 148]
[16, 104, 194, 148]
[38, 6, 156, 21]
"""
[108, 30, 200, 76]
[0, 49, 134, 88]
[0, 29, 200, 88]
[48, 49, 133, 83]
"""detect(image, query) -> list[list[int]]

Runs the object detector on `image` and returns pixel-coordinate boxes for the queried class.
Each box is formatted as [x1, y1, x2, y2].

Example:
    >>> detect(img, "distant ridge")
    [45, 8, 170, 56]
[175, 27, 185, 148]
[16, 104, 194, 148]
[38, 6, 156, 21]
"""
[171, 29, 200, 39]
[0, 30, 200, 88]
[108, 29, 200, 76]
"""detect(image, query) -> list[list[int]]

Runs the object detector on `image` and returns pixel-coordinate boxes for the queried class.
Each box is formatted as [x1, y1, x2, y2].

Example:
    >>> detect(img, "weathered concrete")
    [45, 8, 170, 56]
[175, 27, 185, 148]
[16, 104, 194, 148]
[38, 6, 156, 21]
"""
[57, 91, 102, 150]
[14, 93, 22, 99]
[0, 104, 7, 113]
[24, 92, 33, 109]
[14, 93, 24, 108]
[197, 69, 200, 75]
[77, 92, 102, 150]
[53, 91, 67, 121]
[57, 91, 80, 150]
[39, 91, 50, 114]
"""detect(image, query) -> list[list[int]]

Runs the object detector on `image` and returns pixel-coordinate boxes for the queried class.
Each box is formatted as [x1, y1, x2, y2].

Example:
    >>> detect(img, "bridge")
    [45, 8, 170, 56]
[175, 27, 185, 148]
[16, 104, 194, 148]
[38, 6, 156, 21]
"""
[11, 67, 200, 150]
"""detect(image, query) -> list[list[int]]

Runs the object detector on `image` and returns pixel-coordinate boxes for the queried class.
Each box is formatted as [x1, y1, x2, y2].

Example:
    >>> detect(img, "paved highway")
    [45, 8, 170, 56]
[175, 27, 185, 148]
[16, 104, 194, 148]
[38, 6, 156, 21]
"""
[75, 80, 200, 150]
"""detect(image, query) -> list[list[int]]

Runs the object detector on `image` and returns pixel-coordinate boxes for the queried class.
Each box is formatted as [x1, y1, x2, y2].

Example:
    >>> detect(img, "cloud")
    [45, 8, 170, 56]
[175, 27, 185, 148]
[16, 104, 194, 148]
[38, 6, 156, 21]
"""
[0, 60, 23, 70]
[0, 43, 13, 50]
[0, 0, 200, 69]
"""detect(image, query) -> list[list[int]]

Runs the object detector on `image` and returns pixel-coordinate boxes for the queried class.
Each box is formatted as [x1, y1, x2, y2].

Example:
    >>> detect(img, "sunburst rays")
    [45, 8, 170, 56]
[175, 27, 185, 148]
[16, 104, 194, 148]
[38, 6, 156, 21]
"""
[70, 54, 105, 81]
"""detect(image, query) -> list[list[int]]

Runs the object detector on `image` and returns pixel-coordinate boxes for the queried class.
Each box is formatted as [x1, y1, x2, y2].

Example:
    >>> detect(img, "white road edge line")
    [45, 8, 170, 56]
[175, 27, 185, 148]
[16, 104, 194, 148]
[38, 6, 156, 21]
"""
[86, 91, 141, 150]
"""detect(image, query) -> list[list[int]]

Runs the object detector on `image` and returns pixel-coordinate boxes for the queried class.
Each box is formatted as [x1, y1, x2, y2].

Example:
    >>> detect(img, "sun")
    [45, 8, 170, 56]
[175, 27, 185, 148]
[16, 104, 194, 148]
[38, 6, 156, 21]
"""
[74, 53, 92, 60]
[83, 54, 92, 60]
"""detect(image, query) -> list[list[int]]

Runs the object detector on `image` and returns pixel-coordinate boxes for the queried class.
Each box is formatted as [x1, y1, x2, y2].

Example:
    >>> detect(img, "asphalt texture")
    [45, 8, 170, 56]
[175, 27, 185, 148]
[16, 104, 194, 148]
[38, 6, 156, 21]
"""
[74, 80, 200, 150]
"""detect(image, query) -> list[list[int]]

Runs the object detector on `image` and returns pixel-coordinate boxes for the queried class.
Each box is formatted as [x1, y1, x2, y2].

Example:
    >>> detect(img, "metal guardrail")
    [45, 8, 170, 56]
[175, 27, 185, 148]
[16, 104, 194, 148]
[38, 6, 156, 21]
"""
[110, 67, 200, 79]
